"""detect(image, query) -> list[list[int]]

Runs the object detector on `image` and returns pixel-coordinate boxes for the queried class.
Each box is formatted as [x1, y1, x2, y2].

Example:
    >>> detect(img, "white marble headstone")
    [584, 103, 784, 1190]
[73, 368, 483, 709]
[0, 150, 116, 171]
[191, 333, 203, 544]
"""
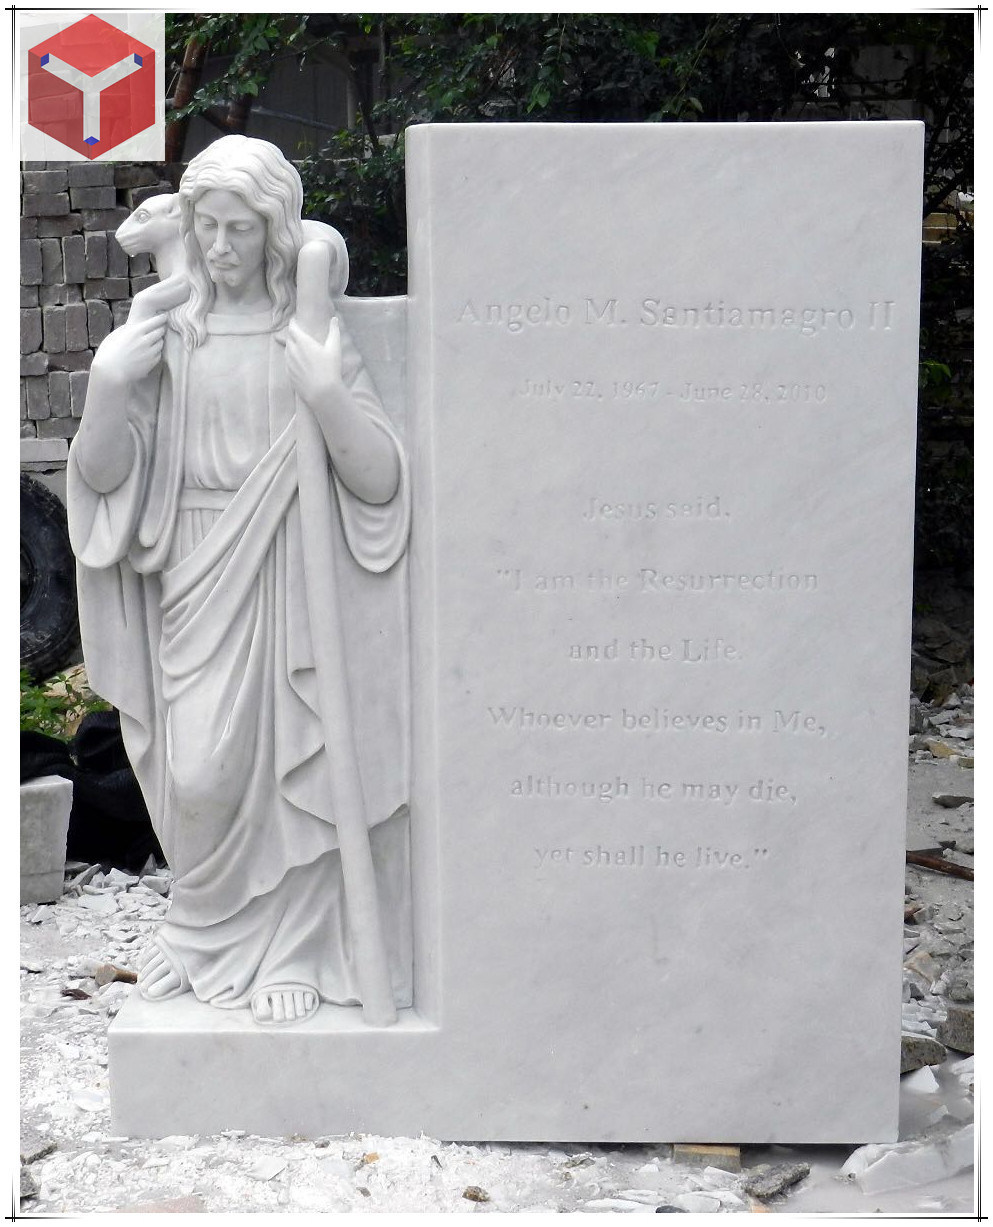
[405, 121, 923, 1142]
[110, 122, 922, 1143]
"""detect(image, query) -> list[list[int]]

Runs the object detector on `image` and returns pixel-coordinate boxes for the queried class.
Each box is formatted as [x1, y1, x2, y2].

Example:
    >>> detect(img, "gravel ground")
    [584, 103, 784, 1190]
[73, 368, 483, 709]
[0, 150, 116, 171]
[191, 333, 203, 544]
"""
[19, 702, 976, 1216]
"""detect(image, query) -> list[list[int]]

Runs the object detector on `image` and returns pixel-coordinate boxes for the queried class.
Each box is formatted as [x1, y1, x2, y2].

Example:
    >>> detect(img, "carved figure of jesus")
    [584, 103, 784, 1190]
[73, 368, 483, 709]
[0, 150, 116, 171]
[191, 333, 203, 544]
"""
[68, 136, 412, 1027]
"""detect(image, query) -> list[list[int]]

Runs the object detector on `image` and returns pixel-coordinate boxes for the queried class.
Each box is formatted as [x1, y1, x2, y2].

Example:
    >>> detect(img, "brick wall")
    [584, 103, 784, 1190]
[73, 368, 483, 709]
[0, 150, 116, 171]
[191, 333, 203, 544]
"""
[20, 160, 175, 442]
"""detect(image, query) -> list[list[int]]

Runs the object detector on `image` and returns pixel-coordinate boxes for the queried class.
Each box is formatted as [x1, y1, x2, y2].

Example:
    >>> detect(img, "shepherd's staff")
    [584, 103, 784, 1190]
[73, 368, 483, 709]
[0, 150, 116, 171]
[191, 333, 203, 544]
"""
[291, 239, 397, 1027]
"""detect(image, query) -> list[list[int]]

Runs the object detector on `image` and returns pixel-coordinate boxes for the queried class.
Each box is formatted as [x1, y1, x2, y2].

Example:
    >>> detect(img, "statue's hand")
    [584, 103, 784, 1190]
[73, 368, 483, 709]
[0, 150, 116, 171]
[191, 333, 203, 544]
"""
[91, 275, 189, 388]
[91, 314, 170, 387]
[128, 273, 190, 325]
[285, 317, 344, 409]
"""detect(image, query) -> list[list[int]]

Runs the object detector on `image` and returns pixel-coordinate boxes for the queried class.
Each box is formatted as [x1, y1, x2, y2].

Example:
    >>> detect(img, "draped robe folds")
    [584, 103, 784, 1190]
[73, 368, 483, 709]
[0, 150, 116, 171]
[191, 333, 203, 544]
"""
[67, 312, 412, 1010]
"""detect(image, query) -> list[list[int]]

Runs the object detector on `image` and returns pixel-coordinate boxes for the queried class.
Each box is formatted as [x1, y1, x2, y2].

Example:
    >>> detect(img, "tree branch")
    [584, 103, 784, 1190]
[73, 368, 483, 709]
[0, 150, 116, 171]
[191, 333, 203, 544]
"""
[165, 36, 209, 162]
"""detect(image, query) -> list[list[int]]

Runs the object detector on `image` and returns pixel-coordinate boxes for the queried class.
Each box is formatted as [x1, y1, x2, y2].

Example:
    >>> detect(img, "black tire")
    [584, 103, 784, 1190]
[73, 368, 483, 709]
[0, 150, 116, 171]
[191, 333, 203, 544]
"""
[20, 473, 79, 681]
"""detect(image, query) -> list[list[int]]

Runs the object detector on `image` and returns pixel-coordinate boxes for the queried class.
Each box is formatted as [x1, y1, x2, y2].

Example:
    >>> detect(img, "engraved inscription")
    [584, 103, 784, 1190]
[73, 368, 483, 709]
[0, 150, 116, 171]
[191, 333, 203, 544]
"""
[684, 382, 829, 403]
[511, 379, 831, 403]
[495, 568, 819, 594]
[623, 708, 729, 732]
[488, 704, 829, 738]
[638, 569, 818, 593]
[585, 297, 624, 325]
[508, 775, 798, 805]
[582, 496, 730, 521]
[638, 301, 858, 334]
[626, 637, 737, 662]
[568, 637, 739, 662]
[456, 296, 897, 333]
[457, 297, 572, 331]
[465, 284, 867, 898]
[488, 706, 613, 729]
[533, 845, 773, 870]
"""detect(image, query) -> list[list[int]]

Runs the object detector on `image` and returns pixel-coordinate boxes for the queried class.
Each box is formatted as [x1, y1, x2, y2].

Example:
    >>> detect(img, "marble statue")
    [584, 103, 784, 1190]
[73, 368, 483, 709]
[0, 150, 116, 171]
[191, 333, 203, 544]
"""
[114, 193, 185, 279]
[68, 135, 411, 1027]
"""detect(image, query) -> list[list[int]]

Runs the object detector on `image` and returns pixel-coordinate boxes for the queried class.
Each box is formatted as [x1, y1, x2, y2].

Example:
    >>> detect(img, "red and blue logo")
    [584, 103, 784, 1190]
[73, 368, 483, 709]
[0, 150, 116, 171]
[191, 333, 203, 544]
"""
[27, 14, 156, 159]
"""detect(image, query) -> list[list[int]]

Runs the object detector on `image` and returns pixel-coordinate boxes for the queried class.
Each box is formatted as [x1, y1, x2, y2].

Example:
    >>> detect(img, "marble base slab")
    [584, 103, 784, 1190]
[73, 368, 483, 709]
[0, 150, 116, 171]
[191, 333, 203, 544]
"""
[109, 994, 438, 1139]
[110, 987, 898, 1142]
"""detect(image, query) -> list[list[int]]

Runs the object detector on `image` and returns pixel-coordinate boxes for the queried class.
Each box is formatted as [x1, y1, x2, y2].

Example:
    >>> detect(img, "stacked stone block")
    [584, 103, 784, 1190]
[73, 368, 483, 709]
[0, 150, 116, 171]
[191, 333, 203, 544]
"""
[20, 161, 173, 440]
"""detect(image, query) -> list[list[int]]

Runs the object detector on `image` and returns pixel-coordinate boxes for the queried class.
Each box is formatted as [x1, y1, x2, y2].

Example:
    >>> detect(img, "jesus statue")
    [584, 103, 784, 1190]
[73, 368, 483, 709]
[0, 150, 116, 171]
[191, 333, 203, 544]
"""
[68, 135, 412, 1027]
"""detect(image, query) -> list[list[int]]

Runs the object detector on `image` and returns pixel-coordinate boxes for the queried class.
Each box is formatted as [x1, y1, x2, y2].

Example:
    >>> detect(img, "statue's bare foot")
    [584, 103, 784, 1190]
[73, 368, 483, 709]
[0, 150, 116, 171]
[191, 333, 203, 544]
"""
[138, 941, 190, 1001]
[251, 985, 319, 1025]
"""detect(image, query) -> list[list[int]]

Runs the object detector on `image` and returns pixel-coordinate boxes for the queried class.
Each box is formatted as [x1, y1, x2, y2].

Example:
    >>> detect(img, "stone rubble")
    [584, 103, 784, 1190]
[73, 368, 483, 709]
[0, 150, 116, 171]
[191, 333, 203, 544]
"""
[20, 1167, 40, 1201]
[948, 1056, 974, 1094]
[742, 1160, 811, 1199]
[909, 580, 973, 701]
[841, 1124, 974, 1195]
[20, 1125, 57, 1166]
[908, 683, 974, 768]
[937, 1004, 974, 1055]
[900, 1034, 947, 1074]
[20, 750, 975, 1214]
[900, 690, 974, 1097]
[901, 1065, 940, 1097]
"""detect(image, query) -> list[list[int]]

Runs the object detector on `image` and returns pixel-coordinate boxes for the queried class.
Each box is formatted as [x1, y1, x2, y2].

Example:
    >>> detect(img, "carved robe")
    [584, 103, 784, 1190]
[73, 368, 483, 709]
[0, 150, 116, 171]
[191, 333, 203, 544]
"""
[68, 311, 412, 1009]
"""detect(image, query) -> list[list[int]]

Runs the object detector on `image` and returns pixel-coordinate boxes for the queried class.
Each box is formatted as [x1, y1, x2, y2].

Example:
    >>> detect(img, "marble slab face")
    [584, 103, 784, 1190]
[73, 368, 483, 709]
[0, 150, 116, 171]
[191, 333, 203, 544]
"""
[404, 122, 923, 1142]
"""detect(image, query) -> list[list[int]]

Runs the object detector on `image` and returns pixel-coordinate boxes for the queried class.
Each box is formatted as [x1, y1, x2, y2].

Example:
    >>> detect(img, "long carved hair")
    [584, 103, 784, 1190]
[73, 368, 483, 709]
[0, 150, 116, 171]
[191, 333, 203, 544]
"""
[173, 135, 304, 349]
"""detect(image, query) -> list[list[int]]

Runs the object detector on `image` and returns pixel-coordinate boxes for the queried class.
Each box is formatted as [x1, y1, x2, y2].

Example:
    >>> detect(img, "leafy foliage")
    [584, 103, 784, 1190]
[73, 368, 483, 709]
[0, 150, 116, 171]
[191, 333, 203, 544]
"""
[20, 668, 110, 740]
[916, 224, 973, 571]
[166, 14, 972, 286]
[165, 14, 316, 118]
[298, 131, 407, 296]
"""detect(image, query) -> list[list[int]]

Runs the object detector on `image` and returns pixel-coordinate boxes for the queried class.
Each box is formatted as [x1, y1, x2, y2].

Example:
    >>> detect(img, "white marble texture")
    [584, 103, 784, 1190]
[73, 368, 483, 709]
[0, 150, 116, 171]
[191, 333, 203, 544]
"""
[20, 776, 73, 905]
[404, 122, 923, 1141]
[110, 122, 923, 1142]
